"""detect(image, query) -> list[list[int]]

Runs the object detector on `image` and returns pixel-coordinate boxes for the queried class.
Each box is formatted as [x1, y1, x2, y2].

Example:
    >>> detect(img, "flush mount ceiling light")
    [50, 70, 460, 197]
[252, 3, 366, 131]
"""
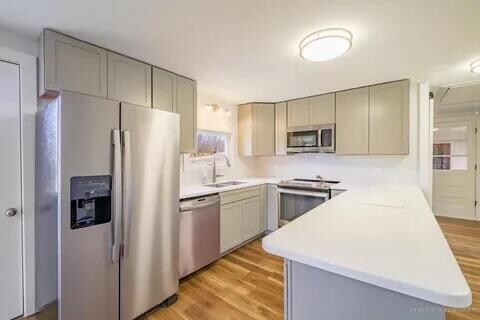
[299, 28, 353, 62]
[471, 59, 480, 73]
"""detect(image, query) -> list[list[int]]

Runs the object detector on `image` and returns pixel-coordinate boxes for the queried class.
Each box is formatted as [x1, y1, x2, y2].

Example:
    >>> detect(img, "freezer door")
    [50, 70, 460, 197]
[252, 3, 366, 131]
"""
[120, 103, 180, 320]
[58, 91, 120, 320]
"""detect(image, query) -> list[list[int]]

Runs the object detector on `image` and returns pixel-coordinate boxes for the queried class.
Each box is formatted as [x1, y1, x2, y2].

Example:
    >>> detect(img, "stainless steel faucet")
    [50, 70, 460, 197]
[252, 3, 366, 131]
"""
[212, 153, 232, 183]
[316, 175, 324, 181]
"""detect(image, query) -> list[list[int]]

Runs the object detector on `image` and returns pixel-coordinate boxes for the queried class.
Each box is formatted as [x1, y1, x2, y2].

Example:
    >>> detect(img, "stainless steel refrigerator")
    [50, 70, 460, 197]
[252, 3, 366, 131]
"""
[35, 90, 180, 320]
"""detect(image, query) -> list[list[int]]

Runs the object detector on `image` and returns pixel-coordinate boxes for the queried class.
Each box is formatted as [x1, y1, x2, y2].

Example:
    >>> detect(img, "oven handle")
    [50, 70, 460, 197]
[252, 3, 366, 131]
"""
[278, 188, 329, 198]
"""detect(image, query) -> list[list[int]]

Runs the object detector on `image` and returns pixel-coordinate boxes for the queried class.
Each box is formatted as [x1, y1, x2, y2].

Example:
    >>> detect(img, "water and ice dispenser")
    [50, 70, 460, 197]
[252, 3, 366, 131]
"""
[70, 175, 112, 229]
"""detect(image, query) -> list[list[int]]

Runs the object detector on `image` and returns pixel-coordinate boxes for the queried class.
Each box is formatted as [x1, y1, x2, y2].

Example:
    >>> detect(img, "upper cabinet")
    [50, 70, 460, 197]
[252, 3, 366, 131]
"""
[39, 29, 108, 98]
[238, 103, 275, 156]
[275, 102, 287, 156]
[336, 80, 410, 155]
[335, 87, 370, 155]
[287, 93, 335, 128]
[176, 76, 197, 154]
[287, 98, 310, 128]
[253, 103, 276, 156]
[310, 93, 335, 125]
[107, 52, 152, 107]
[152, 67, 177, 113]
[369, 80, 409, 155]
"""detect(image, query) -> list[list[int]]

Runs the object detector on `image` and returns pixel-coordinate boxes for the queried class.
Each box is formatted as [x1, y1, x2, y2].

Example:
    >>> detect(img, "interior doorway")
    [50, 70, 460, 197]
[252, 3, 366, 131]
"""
[432, 82, 480, 221]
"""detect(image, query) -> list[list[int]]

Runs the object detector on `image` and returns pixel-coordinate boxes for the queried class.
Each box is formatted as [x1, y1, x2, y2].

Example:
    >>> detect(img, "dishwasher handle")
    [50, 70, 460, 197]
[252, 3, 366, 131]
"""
[180, 195, 220, 211]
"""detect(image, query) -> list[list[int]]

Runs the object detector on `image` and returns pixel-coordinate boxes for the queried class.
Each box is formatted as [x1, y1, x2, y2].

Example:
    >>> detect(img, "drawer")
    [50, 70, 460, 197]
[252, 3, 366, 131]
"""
[220, 186, 261, 205]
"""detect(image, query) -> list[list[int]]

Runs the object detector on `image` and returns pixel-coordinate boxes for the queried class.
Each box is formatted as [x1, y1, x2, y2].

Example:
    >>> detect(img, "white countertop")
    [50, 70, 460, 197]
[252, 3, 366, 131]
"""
[180, 177, 283, 199]
[262, 185, 471, 308]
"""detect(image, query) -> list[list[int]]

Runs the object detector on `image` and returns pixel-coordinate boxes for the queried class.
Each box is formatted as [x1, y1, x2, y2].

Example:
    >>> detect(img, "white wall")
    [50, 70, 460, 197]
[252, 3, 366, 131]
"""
[180, 88, 257, 187]
[253, 82, 423, 186]
[0, 28, 37, 57]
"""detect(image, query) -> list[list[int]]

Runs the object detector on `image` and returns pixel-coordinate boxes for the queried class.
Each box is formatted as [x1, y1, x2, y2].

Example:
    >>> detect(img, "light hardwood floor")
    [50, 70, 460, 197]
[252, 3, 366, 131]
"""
[437, 217, 480, 320]
[27, 216, 479, 320]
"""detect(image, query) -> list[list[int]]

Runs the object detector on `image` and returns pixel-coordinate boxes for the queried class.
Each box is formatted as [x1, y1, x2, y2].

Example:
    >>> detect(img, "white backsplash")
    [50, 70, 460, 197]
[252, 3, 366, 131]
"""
[254, 153, 419, 185]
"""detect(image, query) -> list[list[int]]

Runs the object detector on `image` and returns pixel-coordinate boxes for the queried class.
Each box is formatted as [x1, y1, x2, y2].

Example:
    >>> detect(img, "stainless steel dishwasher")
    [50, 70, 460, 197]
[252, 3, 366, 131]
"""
[179, 194, 220, 278]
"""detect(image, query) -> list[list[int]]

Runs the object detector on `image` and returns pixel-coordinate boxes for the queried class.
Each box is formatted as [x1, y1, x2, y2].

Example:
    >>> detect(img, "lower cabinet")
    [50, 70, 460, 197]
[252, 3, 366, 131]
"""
[241, 197, 261, 241]
[220, 186, 268, 253]
[220, 201, 244, 253]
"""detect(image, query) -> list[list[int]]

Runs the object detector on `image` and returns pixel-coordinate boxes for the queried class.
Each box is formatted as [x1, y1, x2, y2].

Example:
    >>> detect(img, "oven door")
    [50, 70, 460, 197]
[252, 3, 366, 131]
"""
[278, 188, 329, 226]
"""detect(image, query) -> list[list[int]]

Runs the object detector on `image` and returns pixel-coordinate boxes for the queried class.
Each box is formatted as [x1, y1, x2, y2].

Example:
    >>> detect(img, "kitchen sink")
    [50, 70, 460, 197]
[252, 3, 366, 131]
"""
[219, 181, 247, 186]
[204, 181, 247, 188]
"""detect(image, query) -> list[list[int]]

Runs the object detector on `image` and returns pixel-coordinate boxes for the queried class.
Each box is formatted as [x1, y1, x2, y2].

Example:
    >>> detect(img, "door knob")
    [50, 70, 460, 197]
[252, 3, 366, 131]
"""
[4, 208, 17, 217]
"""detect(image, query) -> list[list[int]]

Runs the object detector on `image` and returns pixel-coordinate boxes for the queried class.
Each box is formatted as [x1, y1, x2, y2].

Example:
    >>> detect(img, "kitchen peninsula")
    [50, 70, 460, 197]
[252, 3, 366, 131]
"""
[262, 185, 471, 320]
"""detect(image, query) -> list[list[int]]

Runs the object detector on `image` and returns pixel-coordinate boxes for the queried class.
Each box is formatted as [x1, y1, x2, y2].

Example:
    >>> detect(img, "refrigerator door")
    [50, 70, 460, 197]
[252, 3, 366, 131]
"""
[58, 91, 120, 320]
[120, 103, 180, 320]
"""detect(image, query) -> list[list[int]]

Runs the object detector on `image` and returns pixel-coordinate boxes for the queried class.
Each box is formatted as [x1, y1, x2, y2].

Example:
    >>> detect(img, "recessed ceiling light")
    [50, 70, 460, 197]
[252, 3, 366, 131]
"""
[299, 28, 353, 62]
[471, 59, 480, 73]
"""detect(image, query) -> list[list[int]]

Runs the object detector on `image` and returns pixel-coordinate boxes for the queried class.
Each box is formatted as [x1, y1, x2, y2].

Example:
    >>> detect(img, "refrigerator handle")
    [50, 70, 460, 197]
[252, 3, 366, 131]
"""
[122, 130, 132, 259]
[112, 130, 122, 262]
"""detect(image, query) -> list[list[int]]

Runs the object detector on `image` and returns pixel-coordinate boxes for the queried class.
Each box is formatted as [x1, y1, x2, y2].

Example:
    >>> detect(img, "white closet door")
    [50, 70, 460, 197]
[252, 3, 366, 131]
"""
[0, 60, 23, 319]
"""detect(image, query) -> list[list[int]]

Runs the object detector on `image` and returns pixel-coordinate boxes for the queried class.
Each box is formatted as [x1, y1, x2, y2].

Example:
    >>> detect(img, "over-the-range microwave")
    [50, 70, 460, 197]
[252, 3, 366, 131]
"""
[286, 124, 335, 153]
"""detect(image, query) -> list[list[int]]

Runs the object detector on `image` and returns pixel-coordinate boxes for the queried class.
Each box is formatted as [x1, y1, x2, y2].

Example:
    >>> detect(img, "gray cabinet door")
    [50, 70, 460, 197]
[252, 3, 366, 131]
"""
[220, 202, 243, 253]
[369, 80, 410, 154]
[176, 76, 197, 153]
[107, 52, 151, 107]
[275, 102, 287, 155]
[259, 185, 268, 233]
[335, 88, 369, 154]
[310, 93, 335, 125]
[41, 29, 108, 97]
[152, 67, 176, 113]
[242, 197, 261, 241]
[287, 98, 310, 128]
[253, 103, 275, 156]
[238, 104, 253, 156]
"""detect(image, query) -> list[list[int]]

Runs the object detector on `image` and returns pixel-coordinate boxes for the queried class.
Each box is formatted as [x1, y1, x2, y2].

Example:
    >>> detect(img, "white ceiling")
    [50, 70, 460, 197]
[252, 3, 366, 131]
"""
[1, 0, 480, 103]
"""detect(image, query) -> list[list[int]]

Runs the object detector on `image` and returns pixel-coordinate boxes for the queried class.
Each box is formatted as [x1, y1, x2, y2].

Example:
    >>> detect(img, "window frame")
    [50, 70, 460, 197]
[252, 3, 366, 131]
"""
[183, 130, 232, 172]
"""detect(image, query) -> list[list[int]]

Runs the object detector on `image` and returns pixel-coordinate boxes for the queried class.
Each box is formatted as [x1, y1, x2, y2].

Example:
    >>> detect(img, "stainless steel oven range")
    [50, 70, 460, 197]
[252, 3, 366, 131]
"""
[277, 179, 339, 226]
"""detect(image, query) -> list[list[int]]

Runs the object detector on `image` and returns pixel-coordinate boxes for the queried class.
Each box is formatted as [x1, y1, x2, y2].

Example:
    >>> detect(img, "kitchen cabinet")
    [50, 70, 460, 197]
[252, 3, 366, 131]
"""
[220, 201, 243, 253]
[310, 93, 335, 125]
[107, 52, 152, 107]
[242, 197, 261, 241]
[176, 76, 197, 153]
[287, 98, 310, 128]
[254, 103, 275, 155]
[369, 80, 409, 154]
[287, 94, 335, 128]
[260, 185, 268, 232]
[238, 103, 275, 156]
[220, 186, 263, 253]
[152, 67, 176, 113]
[39, 29, 108, 98]
[275, 102, 287, 155]
[335, 87, 370, 154]
[267, 184, 279, 231]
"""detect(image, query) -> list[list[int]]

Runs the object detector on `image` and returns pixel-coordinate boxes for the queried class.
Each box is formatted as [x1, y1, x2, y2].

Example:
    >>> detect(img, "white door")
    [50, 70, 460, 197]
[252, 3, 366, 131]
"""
[0, 60, 23, 318]
[433, 120, 476, 220]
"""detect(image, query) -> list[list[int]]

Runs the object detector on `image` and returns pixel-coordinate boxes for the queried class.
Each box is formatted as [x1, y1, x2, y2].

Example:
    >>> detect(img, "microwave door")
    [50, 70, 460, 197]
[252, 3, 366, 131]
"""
[287, 130, 319, 152]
